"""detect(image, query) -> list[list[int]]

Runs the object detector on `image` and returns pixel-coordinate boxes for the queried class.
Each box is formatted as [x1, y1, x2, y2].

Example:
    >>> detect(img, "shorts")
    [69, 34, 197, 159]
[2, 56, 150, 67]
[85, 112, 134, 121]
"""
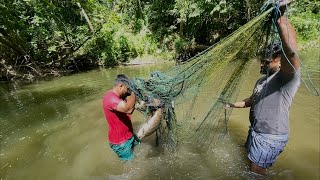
[110, 135, 140, 161]
[245, 127, 288, 168]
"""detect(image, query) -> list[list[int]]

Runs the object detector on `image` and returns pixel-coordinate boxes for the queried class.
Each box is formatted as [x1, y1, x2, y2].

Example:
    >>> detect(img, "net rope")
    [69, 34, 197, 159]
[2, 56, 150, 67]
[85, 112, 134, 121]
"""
[125, 0, 319, 148]
[123, 7, 275, 148]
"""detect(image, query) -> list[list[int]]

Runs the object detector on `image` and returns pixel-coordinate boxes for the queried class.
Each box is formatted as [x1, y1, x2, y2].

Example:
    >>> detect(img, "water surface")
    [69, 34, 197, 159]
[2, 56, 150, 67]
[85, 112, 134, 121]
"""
[0, 49, 319, 179]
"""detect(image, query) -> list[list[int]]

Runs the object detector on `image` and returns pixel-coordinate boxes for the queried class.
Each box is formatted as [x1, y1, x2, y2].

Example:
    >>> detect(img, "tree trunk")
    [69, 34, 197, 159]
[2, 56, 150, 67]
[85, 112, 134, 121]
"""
[77, 2, 95, 33]
[246, 0, 251, 21]
[179, 19, 184, 36]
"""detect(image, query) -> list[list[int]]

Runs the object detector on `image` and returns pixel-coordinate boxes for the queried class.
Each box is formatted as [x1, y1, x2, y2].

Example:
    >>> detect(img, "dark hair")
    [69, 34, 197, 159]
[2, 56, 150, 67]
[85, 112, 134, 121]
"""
[264, 41, 282, 61]
[114, 74, 130, 86]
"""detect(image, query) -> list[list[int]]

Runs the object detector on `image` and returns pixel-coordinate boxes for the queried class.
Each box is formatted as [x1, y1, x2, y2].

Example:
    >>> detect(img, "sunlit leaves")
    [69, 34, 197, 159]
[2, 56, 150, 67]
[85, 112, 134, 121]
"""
[0, 0, 317, 81]
[48, 45, 57, 53]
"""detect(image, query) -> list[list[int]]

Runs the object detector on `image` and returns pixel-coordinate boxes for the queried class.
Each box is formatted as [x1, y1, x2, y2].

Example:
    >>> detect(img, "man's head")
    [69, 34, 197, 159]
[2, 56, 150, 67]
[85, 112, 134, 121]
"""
[260, 41, 282, 75]
[114, 74, 131, 99]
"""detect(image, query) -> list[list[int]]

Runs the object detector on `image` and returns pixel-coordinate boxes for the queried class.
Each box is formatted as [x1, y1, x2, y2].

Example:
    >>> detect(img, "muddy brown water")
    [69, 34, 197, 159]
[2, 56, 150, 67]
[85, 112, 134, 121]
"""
[0, 49, 319, 180]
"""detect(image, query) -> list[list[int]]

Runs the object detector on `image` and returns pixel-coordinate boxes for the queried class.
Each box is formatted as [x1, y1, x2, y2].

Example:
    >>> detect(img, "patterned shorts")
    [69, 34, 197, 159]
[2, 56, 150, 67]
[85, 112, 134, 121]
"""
[245, 128, 288, 168]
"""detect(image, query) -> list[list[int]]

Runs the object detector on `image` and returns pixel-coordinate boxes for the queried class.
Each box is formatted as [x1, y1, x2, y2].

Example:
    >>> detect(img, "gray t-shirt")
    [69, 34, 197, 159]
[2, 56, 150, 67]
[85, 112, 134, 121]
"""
[249, 70, 301, 135]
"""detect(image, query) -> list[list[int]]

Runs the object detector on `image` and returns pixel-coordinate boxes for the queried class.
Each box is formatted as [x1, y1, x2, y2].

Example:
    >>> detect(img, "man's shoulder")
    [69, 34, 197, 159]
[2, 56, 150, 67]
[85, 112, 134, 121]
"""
[254, 76, 266, 86]
[103, 91, 121, 107]
[278, 68, 301, 83]
[104, 91, 118, 99]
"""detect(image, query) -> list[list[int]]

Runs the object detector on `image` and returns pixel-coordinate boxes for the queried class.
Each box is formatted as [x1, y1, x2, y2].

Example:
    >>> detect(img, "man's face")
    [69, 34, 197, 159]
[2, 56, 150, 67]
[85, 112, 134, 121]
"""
[260, 55, 281, 74]
[260, 58, 268, 74]
[119, 83, 130, 99]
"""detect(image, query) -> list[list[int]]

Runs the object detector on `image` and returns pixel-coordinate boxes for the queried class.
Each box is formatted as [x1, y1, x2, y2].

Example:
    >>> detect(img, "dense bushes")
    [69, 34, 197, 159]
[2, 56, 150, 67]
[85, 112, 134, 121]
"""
[0, 0, 163, 81]
[83, 22, 159, 67]
[291, 12, 320, 44]
[0, 0, 92, 81]
[290, 0, 320, 46]
[0, 0, 318, 82]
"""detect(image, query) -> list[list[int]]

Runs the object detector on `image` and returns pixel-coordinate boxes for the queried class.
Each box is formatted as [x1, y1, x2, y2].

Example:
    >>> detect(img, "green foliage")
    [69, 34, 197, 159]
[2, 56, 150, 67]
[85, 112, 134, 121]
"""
[1, 0, 318, 82]
[146, 0, 176, 39]
[174, 35, 189, 54]
[83, 16, 159, 67]
[292, 0, 319, 14]
[146, 0, 264, 46]
[0, 0, 158, 80]
[290, 1, 320, 45]
[290, 12, 320, 43]
[86, 30, 117, 67]
[118, 36, 133, 62]
[0, 0, 93, 78]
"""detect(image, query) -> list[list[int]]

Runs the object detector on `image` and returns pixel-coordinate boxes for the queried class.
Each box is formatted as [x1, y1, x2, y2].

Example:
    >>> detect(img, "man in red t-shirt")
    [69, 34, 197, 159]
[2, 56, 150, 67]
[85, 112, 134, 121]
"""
[102, 74, 140, 160]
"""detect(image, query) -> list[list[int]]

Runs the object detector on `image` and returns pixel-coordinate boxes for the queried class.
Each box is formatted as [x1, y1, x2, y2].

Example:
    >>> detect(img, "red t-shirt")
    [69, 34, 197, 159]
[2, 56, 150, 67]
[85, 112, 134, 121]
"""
[102, 91, 133, 144]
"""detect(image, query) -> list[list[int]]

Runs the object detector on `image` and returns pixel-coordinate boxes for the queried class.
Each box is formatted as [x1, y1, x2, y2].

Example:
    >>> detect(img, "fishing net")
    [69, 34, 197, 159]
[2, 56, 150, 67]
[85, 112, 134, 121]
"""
[125, 7, 275, 148]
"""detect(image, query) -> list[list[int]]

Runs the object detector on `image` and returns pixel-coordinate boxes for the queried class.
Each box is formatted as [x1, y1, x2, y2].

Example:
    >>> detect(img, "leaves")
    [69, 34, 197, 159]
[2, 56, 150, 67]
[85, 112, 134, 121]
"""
[48, 45, 57, 53]
[0, 0, 316, 82]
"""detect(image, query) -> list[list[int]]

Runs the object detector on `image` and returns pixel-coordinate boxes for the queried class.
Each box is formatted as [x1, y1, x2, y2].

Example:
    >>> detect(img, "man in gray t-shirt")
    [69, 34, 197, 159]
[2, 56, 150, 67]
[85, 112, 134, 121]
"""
[250, 68, 300, 135]
[225, 0, 300, 175]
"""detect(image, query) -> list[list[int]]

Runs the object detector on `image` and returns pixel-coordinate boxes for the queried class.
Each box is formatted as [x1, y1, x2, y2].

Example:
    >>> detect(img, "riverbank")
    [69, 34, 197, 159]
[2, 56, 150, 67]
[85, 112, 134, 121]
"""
[120, 54, 174, 66]
[0, 53, 174, 84]
[1, 39, 318, 85]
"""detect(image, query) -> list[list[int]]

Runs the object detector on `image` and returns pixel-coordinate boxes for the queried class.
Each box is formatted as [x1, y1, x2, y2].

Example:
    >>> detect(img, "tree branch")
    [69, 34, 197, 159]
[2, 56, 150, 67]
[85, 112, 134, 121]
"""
[77, 2, 95, 33]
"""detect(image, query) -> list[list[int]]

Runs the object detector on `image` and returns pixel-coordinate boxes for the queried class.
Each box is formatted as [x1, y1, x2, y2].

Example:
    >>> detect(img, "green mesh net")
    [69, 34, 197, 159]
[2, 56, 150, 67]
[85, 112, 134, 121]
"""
[127, 8, 274, 148]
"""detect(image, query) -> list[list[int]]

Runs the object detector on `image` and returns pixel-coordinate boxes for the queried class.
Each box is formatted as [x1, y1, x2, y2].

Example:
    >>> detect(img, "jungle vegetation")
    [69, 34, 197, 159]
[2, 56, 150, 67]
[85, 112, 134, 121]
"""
[0, 0, 319, 82]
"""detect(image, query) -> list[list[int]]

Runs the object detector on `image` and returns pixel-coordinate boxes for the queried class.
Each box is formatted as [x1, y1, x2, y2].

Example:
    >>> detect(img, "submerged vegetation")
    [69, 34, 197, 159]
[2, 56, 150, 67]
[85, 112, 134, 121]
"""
[0, 0, 319, 82]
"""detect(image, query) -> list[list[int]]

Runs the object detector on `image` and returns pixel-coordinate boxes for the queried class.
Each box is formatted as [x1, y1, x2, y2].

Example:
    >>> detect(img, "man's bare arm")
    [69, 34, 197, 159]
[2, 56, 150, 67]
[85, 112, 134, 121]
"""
[117, 92, 136, 114]
[277, 1, 300, 74]
[226, 95, 253, 108]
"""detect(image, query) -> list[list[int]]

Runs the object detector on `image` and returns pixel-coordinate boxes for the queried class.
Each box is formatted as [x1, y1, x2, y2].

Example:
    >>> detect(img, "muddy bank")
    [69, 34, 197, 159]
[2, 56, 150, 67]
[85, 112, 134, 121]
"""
[0, 55, 172, 84]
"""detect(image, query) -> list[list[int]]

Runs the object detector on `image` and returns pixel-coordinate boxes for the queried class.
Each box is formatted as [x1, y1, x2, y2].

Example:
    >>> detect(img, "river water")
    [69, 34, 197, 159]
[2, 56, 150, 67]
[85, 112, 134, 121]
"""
[0, 49, 319, 180]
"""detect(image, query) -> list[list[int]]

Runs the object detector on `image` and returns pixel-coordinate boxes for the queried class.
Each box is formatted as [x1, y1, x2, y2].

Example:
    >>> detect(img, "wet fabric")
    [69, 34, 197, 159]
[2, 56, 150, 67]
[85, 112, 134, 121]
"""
[102, 91, 133, 144]
[245, 127, 288, 168]
[110, 135, 140, 161]
[249, 70, 301, 135]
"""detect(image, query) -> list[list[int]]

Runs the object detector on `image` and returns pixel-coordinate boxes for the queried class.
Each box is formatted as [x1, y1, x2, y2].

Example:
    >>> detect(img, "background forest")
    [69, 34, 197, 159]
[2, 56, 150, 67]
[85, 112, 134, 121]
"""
[0, 0, 319, 82]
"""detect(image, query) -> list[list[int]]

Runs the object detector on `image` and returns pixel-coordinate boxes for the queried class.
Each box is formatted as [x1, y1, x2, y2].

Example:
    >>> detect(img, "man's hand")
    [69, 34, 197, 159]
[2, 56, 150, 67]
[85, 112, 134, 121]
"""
[146, 98, 162, 107]
[224, 100, 249, 108]
[274, 0, 293, 14]
[274, 0, 293, 7]
[117, 91, 136, 114]
[275, 0, 299, 73]
[135, 100, 146, 110]
[125, 88, 132, 97]
[224, 103, 233, 109]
